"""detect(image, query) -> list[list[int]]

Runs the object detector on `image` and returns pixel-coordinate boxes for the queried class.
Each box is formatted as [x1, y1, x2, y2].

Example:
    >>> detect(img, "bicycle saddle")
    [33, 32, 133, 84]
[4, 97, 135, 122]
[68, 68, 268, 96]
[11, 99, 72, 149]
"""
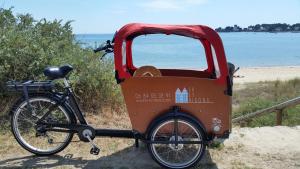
[44, 64, 73, 80]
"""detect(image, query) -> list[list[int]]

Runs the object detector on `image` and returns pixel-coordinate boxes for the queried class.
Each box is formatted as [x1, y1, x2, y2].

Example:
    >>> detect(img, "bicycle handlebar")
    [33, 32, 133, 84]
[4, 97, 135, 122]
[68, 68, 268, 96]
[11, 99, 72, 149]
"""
[93, 40, 113, 53]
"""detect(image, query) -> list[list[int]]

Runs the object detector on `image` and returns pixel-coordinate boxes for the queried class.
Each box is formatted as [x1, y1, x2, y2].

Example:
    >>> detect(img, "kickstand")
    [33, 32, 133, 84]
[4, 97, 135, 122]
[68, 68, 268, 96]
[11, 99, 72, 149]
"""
[135, 137, 139, 148]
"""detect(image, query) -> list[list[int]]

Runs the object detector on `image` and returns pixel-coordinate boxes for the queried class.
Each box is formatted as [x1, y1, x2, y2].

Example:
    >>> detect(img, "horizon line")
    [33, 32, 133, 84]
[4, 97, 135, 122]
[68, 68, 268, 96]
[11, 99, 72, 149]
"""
[74, 22, 300, 34]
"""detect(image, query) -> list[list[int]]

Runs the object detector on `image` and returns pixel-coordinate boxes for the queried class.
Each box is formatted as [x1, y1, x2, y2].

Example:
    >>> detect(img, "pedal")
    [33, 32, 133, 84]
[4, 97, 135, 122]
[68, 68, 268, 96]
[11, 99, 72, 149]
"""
[83, 129, 100, 155]
[90, 147, 100, 155]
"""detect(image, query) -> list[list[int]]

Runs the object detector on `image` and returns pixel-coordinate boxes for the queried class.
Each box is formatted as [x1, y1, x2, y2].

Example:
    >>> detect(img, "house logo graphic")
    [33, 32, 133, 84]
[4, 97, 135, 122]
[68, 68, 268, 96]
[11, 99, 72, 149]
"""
[175, 88, 189, 103]
[174, 87, 214, 104]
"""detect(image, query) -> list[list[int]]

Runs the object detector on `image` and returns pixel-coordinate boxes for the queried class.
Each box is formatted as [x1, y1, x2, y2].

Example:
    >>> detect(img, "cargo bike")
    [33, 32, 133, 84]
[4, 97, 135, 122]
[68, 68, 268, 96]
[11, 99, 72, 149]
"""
[7, 23, 234, 169]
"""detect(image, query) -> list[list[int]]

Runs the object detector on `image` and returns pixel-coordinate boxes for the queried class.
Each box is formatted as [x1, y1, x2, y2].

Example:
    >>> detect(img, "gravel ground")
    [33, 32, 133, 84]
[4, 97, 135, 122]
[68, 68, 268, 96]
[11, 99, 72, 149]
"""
[0, 126, 299, 169]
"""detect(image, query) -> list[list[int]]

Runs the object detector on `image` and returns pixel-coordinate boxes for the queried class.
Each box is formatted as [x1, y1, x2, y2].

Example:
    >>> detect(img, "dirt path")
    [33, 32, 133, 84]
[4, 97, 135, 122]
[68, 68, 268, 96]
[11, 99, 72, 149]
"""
[1, 126, 299, 169]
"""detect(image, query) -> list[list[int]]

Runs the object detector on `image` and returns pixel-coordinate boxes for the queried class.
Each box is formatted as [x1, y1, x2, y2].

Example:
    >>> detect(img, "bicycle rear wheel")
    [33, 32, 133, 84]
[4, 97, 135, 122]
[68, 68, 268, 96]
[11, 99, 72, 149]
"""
[11, 95, 75, 155]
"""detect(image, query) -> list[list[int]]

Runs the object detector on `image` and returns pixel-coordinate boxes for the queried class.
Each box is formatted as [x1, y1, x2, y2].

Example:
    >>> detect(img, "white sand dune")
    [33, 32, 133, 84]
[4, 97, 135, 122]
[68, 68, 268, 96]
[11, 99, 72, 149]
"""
[234, 66, 300, 83]
[213, 126, 300, 169]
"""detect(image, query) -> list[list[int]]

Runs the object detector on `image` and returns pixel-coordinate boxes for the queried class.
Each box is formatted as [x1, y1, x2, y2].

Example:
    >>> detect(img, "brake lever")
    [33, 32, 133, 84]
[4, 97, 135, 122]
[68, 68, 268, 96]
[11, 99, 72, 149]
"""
[233, 67, 240, 74]
[105, 48, 113, 53]
[99, 48, 113, 60]
[99, 53, 107, 60]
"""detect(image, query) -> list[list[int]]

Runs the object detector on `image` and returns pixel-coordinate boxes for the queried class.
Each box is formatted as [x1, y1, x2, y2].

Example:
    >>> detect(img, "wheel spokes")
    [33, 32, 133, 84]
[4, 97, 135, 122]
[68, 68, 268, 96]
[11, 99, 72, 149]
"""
[151, 120, 203, 167]
[14, 98, 72, 153]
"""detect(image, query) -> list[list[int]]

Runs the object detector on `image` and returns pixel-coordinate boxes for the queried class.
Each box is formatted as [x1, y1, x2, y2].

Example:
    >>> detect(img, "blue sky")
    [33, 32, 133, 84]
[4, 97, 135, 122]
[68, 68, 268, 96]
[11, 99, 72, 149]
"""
[2, 0, 300, 33]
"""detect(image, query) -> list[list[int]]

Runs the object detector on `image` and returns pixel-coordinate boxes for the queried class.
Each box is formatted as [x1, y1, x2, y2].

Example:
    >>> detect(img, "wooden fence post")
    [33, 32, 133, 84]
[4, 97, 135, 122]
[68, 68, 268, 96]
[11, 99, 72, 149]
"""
[232, 96, 300, 124]
[276, 109, 283, 125]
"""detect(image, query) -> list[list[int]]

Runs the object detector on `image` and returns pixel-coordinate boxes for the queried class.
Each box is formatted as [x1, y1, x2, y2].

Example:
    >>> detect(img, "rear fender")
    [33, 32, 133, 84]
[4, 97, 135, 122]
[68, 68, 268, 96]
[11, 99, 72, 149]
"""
[9, 93, 77, 123]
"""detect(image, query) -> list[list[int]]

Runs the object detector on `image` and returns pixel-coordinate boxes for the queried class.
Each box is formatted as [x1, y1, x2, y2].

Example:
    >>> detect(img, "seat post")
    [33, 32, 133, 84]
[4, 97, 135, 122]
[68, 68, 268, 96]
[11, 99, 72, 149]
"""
[63, 78, 71, 88]
[63, 77, 87, 124]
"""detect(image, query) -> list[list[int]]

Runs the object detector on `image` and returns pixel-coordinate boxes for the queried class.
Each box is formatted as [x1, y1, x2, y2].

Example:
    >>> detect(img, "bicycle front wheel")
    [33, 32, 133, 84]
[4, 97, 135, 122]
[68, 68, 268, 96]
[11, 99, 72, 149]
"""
[11, 95, 75, 155]
[148, 116, 206, 169]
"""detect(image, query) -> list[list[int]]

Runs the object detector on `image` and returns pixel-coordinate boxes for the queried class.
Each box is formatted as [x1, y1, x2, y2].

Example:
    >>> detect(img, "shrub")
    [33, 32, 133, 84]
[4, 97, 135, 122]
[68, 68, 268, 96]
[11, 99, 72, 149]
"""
[0, 8, 123, 117]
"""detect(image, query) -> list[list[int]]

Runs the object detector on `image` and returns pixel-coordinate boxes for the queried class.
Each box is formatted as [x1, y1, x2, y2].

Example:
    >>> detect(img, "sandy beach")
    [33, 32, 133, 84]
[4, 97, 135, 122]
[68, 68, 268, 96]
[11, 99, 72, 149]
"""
[1, 126, 299, 169]
[234, 66, 300, 84]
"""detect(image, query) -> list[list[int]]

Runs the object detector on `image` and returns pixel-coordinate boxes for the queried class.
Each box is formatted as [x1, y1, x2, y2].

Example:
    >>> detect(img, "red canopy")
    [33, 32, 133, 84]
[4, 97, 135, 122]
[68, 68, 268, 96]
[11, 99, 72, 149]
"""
[113, 23, 228, 84]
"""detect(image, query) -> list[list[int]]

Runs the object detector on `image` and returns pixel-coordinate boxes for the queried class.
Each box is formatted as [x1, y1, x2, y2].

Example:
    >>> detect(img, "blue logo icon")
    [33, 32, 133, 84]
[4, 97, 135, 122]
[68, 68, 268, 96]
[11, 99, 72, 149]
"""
[175, 88, 189, 103]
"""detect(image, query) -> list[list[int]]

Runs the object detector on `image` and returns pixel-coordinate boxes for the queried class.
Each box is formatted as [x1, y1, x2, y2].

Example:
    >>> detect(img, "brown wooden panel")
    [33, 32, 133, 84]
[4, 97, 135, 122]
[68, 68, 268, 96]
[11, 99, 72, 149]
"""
[121, 76, 231, 136]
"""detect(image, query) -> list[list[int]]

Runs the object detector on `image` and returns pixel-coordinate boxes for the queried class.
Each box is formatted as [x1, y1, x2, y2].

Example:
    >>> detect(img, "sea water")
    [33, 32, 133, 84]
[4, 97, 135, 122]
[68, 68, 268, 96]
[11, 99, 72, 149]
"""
[75, 32, 300, 68]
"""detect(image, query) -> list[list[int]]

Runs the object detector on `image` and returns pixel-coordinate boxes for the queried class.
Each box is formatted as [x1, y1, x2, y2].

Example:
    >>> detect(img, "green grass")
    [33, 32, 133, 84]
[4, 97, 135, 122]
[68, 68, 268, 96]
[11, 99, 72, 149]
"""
[233, 78, 300, 127]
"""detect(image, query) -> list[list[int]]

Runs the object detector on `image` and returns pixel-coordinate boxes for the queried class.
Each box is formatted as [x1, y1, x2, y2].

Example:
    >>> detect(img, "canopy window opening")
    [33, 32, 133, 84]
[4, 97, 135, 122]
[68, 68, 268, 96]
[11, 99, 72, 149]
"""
[131, 34, 207, 71]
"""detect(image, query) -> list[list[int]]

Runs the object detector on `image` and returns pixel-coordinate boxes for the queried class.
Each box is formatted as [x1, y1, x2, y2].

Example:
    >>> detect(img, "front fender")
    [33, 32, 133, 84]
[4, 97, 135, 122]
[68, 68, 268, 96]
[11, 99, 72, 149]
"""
[146, 107, 209, 141]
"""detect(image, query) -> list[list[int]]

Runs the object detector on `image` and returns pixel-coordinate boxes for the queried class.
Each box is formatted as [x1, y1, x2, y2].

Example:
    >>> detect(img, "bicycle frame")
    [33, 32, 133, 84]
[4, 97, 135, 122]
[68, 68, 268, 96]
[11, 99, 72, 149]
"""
[35, 78, 144, 139]
[7, 78, 204, 147]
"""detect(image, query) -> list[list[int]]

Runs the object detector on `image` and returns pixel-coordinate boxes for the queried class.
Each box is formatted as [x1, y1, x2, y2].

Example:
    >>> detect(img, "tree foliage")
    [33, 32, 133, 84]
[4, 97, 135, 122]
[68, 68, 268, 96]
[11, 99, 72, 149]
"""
[216, 23, 300, 32]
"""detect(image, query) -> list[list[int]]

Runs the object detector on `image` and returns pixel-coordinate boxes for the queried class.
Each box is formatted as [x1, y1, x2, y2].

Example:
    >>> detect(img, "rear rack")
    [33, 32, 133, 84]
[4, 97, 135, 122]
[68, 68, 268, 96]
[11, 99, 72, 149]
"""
[6, 80, 54, 93]
[6, 80, 55, 113]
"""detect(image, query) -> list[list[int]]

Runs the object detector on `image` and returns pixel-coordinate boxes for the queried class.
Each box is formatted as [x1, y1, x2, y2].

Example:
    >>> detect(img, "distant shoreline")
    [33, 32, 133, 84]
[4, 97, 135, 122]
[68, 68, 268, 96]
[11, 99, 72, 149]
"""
[75, 31, 300, 35]
[215, 23, 300, 33]
[216, 31, 300, 33]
